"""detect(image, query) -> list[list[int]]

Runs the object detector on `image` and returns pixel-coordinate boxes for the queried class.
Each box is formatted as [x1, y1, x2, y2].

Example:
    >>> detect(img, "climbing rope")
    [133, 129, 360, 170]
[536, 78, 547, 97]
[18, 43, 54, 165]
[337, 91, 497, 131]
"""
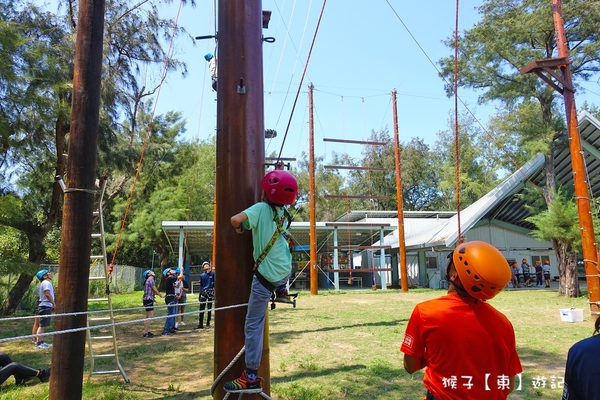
[276, 0, 327, 163]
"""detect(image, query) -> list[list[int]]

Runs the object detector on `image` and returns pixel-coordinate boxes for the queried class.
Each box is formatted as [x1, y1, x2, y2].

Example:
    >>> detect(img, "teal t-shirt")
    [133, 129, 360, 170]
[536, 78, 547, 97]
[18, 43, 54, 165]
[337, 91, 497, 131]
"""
[243, 202, 292, 283]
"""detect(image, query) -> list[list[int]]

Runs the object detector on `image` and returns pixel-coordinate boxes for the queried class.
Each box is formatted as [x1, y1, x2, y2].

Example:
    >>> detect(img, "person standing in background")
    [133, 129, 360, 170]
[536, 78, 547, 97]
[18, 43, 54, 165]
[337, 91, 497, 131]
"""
[34, 270, 55, 349]
[142, 270, 163, 338]
[197, 261, 215, 329]
[543, 260, 552, 288]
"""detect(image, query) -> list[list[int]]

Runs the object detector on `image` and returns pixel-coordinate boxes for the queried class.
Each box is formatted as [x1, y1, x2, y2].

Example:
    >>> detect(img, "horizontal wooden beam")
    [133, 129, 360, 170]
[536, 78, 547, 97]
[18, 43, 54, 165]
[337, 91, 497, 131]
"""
[325, 195, 389, 200]
[324, 165, 386, 171]
[321, 268, 394, 273]
[323, 138, 387, 146]
[328, 245, 392, 250]
[325, 222, 391, 227]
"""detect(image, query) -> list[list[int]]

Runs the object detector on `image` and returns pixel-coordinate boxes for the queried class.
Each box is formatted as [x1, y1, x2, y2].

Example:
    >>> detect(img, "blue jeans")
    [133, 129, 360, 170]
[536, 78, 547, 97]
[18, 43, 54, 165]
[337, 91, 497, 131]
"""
[163, 299, 178, 333]
[245, 275, 289, 370]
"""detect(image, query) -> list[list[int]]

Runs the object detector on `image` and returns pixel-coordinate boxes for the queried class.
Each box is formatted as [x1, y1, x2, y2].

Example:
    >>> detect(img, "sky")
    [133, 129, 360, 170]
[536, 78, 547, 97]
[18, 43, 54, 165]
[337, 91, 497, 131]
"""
[152, 0, 493, 163]
[42, 0, 600, 165]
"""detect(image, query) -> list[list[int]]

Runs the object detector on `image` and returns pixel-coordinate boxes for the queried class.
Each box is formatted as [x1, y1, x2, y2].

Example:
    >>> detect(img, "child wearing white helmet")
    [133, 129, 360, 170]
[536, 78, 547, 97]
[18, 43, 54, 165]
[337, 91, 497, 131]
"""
[224, 167, 298, 393]
[401, 241, 522, 400]
[197, 261, 215, 329]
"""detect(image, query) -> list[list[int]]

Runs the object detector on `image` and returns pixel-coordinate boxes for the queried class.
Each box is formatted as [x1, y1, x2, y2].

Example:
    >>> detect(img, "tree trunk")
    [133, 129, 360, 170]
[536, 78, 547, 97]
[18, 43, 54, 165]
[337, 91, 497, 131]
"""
[552, 238, 580, 297]
[0, 274, 35, 315]
[158, 248, 170, 291]
[0, 229, 48, 315]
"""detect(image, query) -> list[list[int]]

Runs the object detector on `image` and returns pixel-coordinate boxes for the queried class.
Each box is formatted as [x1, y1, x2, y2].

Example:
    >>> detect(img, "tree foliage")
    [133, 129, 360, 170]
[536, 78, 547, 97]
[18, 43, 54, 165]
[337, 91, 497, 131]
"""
[439, 0, 600, 296]
[0, 0, 193, 313]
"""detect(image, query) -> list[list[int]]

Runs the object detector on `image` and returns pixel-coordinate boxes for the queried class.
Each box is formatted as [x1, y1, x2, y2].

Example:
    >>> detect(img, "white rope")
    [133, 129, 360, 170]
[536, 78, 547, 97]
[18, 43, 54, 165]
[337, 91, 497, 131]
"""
[0, 302, 247, 344]
[0, 299, 213, 322]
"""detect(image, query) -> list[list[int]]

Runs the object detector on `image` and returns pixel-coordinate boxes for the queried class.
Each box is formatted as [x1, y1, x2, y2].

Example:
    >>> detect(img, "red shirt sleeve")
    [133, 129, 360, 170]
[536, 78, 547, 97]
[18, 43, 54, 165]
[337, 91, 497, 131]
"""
[400, 305, 424, 359]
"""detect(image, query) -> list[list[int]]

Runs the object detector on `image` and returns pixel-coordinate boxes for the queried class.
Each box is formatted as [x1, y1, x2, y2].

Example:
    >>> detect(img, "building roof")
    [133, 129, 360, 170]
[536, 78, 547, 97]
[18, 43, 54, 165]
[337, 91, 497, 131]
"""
[401, 110, 600, 250]
[163, 111, 600, 256]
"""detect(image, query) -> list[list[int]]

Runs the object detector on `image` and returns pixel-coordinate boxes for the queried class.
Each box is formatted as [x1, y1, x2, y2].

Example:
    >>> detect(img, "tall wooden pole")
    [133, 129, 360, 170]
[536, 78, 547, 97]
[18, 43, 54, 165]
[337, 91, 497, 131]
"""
[51, 0, 105, 398]
[308, 83, 318, 295]
[552, 0, 600, 315]
[392, 90, 408, 292]
[214, 1, 268, 399]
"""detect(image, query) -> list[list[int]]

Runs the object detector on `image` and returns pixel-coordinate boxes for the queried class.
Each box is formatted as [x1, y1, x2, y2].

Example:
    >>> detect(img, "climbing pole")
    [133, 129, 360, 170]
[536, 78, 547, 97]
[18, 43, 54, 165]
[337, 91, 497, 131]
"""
[86, 176, 129, 382]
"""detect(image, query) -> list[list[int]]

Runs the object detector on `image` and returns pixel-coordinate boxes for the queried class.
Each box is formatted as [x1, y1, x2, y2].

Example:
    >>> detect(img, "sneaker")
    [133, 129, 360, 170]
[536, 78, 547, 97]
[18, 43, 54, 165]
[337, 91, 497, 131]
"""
[179, 321, 186, 326]
[38, 368, 50, 383]
[224, 370, 262, 393]
[35, 342, 52, 349]
[175, 322, 179, 329]
[143, 332, 154, 338]
[195, 324, 204, 329]
[275, 288, 292, 303]
[161, 331, 173, 336]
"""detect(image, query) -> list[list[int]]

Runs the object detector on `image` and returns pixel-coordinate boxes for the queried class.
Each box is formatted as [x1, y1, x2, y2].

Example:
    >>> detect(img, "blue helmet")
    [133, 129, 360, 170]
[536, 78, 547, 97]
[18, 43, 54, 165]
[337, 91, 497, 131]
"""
[162, 268, 172, 277]
[204, 52, 213, 61]
[36, 269, 49, 282]
[175, 267, 181, 274]
[143, 270, 152, 279]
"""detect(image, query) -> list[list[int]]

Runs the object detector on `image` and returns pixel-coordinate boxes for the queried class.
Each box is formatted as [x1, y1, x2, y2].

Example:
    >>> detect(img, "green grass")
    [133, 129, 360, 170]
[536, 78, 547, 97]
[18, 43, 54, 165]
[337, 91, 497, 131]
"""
[0, 287, 594, 399]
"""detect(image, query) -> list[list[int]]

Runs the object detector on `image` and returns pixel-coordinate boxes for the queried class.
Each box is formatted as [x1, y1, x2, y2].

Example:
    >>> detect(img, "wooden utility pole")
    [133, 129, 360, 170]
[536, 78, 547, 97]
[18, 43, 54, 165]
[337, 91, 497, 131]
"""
[391, 89, 408, 292]
[520, 0, 600, 316]
[51, 0, 106, 398]
[551, 0, 600, 315]
[308, 83, 318, 294]
[213, 1, 269, 399]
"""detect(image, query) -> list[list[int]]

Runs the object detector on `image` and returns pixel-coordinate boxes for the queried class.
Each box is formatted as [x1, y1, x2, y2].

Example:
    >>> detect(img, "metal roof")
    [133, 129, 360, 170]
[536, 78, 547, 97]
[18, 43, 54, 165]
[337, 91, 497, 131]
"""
[163, 111, 600, 256]
[402, 110, 600, 250]
[162, 220, 398, 257]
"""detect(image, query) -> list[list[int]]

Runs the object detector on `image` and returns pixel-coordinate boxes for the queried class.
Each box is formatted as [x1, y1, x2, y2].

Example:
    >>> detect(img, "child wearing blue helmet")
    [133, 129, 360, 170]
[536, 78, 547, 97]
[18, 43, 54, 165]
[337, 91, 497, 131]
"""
[34, 270, 55, 349]
[205, 52, 217, 91]
[161, 268, 178, 335]
[142, 270, 163, 338]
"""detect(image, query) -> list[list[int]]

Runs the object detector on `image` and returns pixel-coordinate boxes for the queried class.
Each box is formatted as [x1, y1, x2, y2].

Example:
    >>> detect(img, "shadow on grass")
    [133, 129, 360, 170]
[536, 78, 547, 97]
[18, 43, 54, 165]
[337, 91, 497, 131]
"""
[271, 361, 415, 400]
[270, 317, 408, 344]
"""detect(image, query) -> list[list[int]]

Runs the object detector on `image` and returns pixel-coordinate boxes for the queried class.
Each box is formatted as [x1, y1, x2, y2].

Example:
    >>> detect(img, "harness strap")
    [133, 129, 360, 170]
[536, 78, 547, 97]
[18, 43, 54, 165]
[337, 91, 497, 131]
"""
[255, 204, 292, 266]
[254, 269, 276, 293]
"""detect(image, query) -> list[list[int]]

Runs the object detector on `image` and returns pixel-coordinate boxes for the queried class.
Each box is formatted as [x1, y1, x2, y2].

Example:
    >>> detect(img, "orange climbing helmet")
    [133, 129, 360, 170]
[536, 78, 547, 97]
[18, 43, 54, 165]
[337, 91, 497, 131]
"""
[449, 241, 511, 300]
[544, 259, 550, 264]
[261, 169, 298, 206]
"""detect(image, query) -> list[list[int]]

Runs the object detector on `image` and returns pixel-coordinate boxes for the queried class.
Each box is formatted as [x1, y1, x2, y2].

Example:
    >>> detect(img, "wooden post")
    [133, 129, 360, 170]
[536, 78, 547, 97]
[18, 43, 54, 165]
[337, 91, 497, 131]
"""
[308, 83, 318, 295]
[213, 1, 268, 399]
[392, 89, 408, 292]
[552, 0, 600, 315]
[51, 0, 106, 398]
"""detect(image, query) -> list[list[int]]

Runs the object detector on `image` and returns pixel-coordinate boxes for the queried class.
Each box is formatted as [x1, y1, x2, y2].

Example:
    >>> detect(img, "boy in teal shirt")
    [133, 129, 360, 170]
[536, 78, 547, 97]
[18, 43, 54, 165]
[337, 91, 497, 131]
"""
[225, 168, 298, 393]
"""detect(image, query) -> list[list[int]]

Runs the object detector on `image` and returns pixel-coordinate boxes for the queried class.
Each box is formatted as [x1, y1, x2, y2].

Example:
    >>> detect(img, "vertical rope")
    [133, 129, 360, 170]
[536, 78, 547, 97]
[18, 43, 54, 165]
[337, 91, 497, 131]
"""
[453, 0, 462, 244]
[276, 0, 327, 162]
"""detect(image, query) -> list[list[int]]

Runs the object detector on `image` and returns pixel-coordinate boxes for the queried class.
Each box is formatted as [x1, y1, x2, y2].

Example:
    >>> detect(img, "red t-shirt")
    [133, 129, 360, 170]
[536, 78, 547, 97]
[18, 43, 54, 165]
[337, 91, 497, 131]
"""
[400, 294, 522, 400]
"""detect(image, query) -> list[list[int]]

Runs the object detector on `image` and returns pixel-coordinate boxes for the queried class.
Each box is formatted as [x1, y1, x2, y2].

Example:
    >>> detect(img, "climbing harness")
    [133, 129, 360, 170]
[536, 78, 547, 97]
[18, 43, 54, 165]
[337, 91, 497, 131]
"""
[253, 204, 298, 309]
